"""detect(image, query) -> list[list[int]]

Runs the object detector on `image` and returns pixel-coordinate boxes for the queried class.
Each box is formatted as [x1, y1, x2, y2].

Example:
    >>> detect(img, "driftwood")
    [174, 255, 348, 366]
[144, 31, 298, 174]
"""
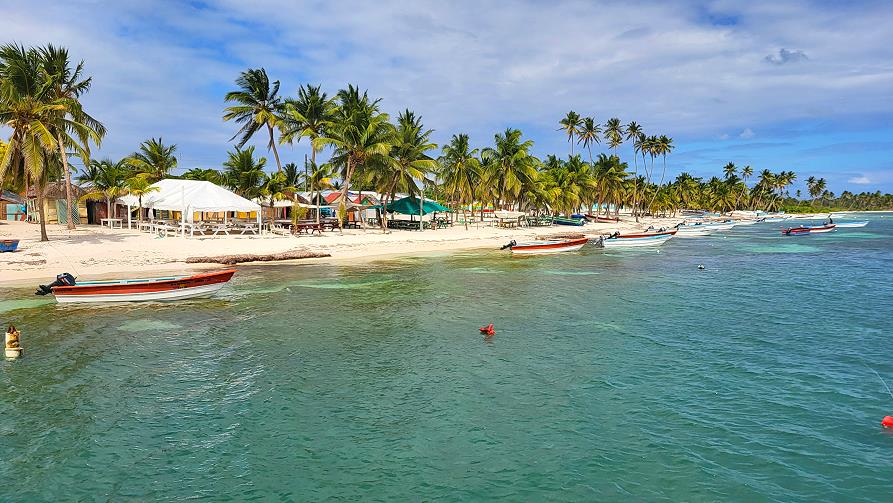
[186, 249, 330, 265]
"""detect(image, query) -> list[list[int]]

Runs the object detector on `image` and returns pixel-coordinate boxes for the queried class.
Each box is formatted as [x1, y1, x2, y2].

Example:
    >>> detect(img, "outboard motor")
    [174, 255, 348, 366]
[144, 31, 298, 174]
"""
[499, 240, 517, 250]
[35, 272, 76, 296]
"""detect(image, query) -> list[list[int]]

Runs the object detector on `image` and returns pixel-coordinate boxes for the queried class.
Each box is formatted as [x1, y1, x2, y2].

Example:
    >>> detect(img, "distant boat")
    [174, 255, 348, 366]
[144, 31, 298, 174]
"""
[552, 216, 586, 226]
[45, 269, 237, 303]
[762, 217, 787, 223]
[0, 239, 19, 253]
[781, 227, 811, 236]
[598, 231, 675, 248]
[806, 224, 836, 233]
[675, 223, 719, 237]
[834, 221, 868, 228]
[504, 237, 589, 254]
[585, 214, 620, 223]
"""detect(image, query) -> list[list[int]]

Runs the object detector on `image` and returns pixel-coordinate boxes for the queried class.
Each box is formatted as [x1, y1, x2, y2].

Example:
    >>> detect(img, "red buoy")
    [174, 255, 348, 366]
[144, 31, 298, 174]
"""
[882, 416, 893, 429]
[479, 323, 495, 336]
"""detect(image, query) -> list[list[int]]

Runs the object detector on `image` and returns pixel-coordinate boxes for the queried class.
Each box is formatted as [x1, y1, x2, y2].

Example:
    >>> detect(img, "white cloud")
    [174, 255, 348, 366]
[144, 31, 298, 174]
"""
[848, 175, 872, 185]
[739, 128, 755, 139]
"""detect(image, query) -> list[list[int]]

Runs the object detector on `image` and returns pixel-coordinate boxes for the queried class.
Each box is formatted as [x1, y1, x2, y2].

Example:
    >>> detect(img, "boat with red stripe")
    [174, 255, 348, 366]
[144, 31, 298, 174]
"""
[39, 270, 237, 303]
[503, 237, 590, 254]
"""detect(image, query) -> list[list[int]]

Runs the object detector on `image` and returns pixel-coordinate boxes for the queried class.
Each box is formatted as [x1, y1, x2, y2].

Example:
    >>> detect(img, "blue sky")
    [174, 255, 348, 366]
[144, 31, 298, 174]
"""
[3, 0, 892, 193]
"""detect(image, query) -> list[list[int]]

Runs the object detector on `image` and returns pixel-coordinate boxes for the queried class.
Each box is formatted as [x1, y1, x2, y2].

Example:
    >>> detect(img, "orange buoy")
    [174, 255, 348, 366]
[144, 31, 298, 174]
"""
[479, 323, 495, 336]
[882, 416, 893, 428]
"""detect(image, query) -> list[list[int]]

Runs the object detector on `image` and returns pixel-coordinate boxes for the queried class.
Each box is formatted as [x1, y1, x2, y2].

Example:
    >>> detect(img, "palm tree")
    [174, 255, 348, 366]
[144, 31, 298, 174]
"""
[279, 84, 333, 181]
[625, 121, 643, 220]
[378, 109, 438, 230]
[125, 173, 158, 224]
[647, 135, 674, 212]
[182, 168, 222, 184]
[481, 128, 539, 210]
[40, 44, 106, 230]
[0, 44, 58, 240]
[576, 117, 601, 164]
[315, 85, 394, 231]
[558, 111, 582, 155]
[282, 162, 303, 190]
[738, 165, 753, 208]
[223, 68, 284, 173]
[222, 146, 267, 200]
[259, 171, 297, 224]
[439, 133, 480, 228]
[722, 162, 737, 180]
[127, 138, 177, 181]
[603, 117, 623, 155]
[78, 158, 129, 222]
[306, 161, 335, 224]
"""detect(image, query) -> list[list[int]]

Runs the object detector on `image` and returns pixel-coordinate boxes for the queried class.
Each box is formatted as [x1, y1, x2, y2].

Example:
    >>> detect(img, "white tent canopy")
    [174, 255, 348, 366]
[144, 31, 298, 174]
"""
[118, 179, 261, 224]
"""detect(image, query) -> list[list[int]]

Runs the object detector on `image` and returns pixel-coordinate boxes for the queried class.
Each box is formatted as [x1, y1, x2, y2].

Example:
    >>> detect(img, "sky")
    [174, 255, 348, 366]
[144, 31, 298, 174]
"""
[3, 0, 892, 193]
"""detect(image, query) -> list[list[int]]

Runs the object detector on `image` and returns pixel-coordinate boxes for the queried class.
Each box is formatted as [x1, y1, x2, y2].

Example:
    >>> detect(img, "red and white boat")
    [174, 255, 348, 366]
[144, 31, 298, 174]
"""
[585, 214, 620, 223]
[47, 270, 237, 303]
[781, 227, 811, 236]
[806, 224, 836, 233]
[504, 237, 590, 254]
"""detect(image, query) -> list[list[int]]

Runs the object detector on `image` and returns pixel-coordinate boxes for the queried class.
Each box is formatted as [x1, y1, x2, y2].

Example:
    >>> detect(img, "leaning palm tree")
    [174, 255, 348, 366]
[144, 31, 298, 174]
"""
[315, 85, 394, 231]
[127, 138, 177, 181]
[558, 111, 582, 155]
[223, 68, 284, 172]
[279, 84, 333, 180]
[78, 158, 129, 223]
[439, 133, 480, 228]
[625, 121, 643, 220]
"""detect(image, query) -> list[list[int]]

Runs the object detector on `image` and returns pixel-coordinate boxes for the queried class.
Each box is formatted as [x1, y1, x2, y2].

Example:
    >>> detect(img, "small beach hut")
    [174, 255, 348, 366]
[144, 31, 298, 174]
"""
[26, 181, 87, 224]
[0, 190, 26, 221]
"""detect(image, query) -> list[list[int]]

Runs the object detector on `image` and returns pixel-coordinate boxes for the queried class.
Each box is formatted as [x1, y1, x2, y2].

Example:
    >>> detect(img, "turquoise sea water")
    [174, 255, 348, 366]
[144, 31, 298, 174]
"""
[2, 214, 893, 501]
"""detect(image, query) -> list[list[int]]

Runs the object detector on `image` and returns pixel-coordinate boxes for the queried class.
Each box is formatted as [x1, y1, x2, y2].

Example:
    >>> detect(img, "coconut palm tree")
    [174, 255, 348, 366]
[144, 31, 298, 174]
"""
[182, 168, 222, 184]
[78, 158, 129, 223]
[127, 138, 177, 181]
[481, 128, 539, 210]
[722, 162, 736, 180]
[577, 117, 601, 164]
[40, 44, 106, 230]
[223, 68, 284, 172]
[315, 85, 394, 231]
[222, 146, 267, 200]
[625, 121, 643, 220]
[0, 44, 58, 240]
[279, 84, 333, 180]
[603, 117, 623, 155]
[558, 111, 582, 155]
[439, 133, 480, 228]
[379, 109, 438, 230]
[282, 162, 303, 190]
[306, 161, 335, 224]
[125, 173, 158, 224]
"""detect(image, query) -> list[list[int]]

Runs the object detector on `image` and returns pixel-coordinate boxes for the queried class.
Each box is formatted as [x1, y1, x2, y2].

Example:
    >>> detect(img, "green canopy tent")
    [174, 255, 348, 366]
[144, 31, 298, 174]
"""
[369, 196, 450, 229]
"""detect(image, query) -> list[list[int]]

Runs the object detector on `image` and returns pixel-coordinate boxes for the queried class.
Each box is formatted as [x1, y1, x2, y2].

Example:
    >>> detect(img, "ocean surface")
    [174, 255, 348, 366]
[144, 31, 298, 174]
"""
[2, 214, 892, 501]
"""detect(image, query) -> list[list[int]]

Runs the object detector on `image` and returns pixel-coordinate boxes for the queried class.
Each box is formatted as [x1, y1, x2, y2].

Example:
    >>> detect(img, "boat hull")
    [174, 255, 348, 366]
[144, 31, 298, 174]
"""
[807, 224, 836, 233]
[834, 221, 868, 228]
[552, 217, 586, 226]
[0, 239, 19, 252]
[52, 270, 236, 303]
[601, 233, 674, 247]
[585, 214, 620, 223]
[511, 237, 589, 254]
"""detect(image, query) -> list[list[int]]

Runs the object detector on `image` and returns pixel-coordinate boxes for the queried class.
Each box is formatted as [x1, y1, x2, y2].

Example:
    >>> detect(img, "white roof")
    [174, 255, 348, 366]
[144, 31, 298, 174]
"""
[119, 179, 260, 213]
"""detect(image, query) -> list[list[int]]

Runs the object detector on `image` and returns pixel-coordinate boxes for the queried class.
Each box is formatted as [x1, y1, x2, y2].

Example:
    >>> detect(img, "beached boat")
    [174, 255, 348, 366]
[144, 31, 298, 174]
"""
[598, 231, 675, 248]
[585, 214, 620, 223]
[0, 239, 19, 252]
[44, 270, 237, 303]
[552, 216, 586, 226]
[833, 221, 868, 228]
[504, 237, 590, 254]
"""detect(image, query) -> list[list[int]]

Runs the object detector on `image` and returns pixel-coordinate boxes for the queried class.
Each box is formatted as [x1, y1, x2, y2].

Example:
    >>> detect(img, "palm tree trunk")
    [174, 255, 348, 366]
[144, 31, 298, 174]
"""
[106, 197, 112, 222]
[267, 122, 283, 173]
[57, 131, 77, 230]
[37, 187, 48, 242]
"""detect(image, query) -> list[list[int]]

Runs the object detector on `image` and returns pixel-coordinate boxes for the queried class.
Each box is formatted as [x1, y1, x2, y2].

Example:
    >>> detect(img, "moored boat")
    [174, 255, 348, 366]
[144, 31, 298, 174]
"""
[504, 237, 590, 254]
[805, 223, 836, 233]
[781, 227, 811, 236]
[675, 223, 718, 237]
[41, 269, 237, 303]
[833, 221, 868, 228]
[584, 214, 620, 223]
[0, 239, 19, 252]
[598, 231, 675, 248]
[552, 216, 587, 226]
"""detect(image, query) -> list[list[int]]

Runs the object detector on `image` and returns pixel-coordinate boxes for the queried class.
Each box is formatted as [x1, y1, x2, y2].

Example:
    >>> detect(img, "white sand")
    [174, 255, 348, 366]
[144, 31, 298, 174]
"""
[0, 217, 680, 286]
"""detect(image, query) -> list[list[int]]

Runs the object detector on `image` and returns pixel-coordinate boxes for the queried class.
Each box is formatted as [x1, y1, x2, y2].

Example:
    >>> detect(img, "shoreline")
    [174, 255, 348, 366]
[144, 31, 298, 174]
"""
[1, 211, 882, 288]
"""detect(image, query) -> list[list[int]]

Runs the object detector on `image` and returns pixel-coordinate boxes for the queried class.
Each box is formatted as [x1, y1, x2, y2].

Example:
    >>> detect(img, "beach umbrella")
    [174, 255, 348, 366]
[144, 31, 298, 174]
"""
[384, 196, 449, 216]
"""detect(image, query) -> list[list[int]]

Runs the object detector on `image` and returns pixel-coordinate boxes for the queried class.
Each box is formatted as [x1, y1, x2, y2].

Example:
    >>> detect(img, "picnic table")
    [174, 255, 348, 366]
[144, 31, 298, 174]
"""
[293, 222, 323, 235]
[100, 218, 123, 229]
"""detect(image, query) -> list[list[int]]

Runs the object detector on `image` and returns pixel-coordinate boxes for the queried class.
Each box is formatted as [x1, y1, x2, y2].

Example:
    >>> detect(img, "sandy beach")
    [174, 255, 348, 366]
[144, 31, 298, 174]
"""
[0, 218, 682, 286]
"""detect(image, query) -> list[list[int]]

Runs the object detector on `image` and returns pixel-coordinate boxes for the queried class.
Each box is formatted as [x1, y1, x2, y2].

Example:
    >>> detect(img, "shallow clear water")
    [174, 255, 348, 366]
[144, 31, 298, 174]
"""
[2, 214, 893, 501]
